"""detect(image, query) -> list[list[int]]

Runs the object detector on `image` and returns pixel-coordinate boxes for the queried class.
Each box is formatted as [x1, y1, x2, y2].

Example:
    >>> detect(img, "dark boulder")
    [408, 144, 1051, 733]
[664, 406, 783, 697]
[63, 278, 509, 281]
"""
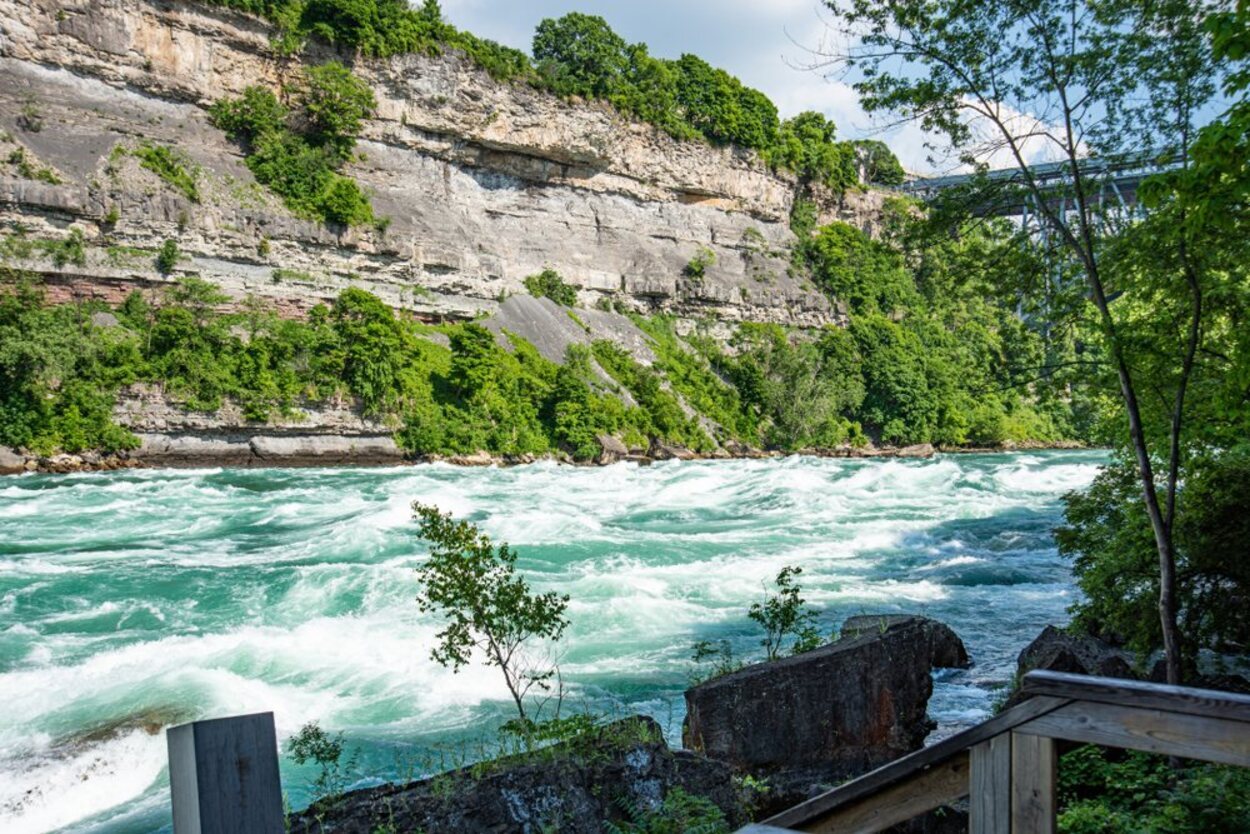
[1017, 625, 1136, 680]
[287, 717, 742, 834]
[1001, 625, 1138, 710]
[682, 616, 971, 808]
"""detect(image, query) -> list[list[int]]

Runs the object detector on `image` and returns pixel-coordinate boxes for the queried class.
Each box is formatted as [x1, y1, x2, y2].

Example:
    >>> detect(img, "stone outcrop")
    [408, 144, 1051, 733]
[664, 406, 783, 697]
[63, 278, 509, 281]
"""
[0, 446, 25, 475]
[286, 718, 743, 834]
[682, 615, 971, 807]
[1005, 625, 1250, 708]
[841, 614, 971, 669]
[1015, 625, 1137, 680]
[0, 0, 883, 332]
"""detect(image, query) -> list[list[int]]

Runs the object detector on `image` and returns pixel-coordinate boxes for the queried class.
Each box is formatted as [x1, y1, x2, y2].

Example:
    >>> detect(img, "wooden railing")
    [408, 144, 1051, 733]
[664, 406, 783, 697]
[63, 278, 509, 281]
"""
[735, 670, 1250, 834]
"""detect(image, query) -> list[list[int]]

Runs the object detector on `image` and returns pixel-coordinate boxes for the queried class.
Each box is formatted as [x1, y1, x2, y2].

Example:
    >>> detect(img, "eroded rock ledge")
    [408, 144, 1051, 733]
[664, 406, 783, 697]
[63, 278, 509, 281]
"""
[281, 617, 972, 834]
[684, 615, 971, 809]
[0, 0, 889, 330]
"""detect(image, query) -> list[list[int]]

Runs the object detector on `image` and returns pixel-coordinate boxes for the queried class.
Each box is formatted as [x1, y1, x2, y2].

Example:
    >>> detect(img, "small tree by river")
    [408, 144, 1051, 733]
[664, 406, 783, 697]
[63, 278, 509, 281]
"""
[413, 503, 570, 723]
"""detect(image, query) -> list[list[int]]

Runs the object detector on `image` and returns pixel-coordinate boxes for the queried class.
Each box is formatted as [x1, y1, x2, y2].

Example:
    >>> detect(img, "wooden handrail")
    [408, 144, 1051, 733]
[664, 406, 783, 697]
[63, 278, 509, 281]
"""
[741, 671, 1250, 834]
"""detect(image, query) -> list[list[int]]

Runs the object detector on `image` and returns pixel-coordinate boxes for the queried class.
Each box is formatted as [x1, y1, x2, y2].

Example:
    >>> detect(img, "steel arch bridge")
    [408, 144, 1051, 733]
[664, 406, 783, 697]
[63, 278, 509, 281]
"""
[897, 154, 1177, 241]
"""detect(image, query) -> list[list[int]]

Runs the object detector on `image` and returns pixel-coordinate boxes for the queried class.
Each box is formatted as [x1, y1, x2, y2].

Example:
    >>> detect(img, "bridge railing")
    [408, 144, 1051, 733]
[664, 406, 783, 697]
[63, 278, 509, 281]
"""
[735, 670, 1250, 834]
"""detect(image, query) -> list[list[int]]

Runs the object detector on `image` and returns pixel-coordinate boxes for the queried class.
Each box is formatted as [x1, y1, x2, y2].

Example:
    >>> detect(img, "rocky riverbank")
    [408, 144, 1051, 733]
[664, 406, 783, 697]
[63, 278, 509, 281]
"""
[287, 615, 972, 834]
[0, 438, 1092, 475]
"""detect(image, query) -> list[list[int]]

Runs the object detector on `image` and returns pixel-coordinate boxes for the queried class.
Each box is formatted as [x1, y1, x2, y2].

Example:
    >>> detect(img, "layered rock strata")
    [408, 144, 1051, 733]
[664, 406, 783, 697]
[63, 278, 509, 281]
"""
[0, 0, 885, 331]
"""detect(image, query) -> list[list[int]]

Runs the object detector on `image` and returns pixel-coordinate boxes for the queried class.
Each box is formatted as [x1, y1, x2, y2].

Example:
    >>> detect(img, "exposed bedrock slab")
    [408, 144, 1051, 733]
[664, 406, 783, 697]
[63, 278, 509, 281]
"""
[683, 615, 971, 806]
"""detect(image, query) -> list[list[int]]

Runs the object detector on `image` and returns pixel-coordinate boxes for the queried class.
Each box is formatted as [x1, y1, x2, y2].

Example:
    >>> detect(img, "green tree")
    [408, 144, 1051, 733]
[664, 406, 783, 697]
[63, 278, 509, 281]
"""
[826, 0, 1229, 682]
[287, 721, 357, 805]
[532, 13, 629, 98]
[852, 139, 906, 186]
[766, 111, 857, 192]
[413, 504, 570, 722]
[300, 61, 376, 160]
[748, 566, 822, 660]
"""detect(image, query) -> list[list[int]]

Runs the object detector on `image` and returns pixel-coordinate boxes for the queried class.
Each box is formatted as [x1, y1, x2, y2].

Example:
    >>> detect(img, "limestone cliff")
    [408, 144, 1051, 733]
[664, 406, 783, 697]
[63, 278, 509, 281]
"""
[0, 0, 907, 467]
[0, 0, 886, 328]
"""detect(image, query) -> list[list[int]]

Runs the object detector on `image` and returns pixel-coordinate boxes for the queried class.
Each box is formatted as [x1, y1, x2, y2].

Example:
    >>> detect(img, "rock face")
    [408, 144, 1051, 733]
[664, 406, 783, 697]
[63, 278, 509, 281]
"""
[1008, 625, 1250, 706]
[682, 616, 971, 806]
[841, 614, 971, 669]
[0, 0, 886, 331]
[1015, 625, 1137, 681]
[0, 447, 25, 475]
[286, 718, 743, 834]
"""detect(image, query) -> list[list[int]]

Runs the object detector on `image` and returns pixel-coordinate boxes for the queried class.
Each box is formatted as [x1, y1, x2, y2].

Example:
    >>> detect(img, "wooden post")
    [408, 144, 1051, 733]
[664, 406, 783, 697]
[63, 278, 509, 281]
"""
[970, 734, 1011, 834]
[1010, 732, 1055, 834]
[167, 712, 284, 834]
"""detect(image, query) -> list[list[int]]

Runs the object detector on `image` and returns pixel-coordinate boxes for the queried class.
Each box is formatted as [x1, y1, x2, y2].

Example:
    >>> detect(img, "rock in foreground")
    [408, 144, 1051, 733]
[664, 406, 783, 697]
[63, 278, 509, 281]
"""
[287, 717, 742, 834]
[683, 615, 971, 807]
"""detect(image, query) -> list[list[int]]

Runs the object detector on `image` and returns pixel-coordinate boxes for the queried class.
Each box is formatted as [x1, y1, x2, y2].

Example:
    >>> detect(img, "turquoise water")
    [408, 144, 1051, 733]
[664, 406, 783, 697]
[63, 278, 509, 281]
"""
[0, 451, 1103, 833]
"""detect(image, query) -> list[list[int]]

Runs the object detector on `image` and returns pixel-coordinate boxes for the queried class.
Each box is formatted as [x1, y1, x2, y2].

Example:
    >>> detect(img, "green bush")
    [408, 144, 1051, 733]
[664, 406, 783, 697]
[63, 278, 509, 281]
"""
[606, 787, 729, 834]
[765, 111, 858, 193]
[155, 239, 181, 274]
[300, 62, 376, 160]
[1058, 450, 1250, 663]
[523, 268, 578, 306]
[1058, 746, 1250, 833]
[210, 62, 374, 226]
[133, 143, 201, 202]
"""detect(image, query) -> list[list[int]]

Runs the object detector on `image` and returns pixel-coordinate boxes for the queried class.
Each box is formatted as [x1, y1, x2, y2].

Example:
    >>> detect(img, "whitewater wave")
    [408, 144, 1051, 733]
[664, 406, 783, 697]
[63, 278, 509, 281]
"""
[0, 451, 1104, 831]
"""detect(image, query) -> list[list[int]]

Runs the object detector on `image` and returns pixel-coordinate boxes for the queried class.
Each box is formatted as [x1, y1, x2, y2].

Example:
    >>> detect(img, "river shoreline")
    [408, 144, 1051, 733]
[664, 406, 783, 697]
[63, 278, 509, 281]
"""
[0, 438, 1091, 476]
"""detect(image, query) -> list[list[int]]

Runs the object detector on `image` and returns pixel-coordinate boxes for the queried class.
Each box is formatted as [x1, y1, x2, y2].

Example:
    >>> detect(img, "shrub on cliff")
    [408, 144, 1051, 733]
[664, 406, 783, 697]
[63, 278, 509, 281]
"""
[764, 111, 858, 193]
[523, 268, 578, 307]
[210, 62, 374, 226]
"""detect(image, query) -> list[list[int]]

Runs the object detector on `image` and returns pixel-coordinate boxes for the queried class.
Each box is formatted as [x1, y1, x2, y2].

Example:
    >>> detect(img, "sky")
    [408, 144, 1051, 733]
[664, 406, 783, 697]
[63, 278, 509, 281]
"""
[438, 0, 950, 174]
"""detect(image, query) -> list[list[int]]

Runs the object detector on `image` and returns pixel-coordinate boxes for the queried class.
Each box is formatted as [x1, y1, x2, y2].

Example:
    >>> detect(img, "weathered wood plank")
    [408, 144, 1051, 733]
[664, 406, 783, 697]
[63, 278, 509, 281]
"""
[799, 752, 970, 834]
[1010, 732, 1056, 834]
[1016, 701, 1250, 767]
[1021, 671, 1250, 723]
[969, 734, 1010, 834]
[765, 696, 1069, 829]
[732, 826, 800, 834]
[167, 712, 284, 834]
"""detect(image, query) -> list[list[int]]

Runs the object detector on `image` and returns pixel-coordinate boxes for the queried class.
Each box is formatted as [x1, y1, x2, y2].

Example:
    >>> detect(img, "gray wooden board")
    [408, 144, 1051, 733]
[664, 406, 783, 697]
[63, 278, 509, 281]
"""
[167, 712, 284, 834]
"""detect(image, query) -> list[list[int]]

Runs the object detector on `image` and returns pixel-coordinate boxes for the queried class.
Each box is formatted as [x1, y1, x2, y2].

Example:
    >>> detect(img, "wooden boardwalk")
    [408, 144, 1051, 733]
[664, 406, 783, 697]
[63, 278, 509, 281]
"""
[738, 670, 1250, 834]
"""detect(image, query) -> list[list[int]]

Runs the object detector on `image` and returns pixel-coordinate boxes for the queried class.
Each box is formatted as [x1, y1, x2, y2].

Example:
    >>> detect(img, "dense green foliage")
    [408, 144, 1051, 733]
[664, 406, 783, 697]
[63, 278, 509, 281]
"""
[413, 503, 570, 721]
[764, 203, 1073, 447]
[851, 140, 907, 186]
[605, 787, 729, 834]
[522, 269, 578, 307]
[0, 279, 143, 456]
[196, 0, 903, 188]
[1058, 746, 1250, 833]
[1059, 448, 1250, 663]
[209, 62, 375, 225]
[764, 111, 857, 192]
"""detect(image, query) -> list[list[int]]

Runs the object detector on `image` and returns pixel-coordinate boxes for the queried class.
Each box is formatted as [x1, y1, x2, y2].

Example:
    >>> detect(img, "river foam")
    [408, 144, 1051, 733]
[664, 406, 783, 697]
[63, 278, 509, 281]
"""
[0, 451, 1102, 832]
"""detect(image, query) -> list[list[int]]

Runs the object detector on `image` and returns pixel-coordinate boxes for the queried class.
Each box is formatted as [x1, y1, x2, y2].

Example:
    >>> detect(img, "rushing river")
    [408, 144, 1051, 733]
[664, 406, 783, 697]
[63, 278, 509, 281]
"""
[0, 451, 1103, 833]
